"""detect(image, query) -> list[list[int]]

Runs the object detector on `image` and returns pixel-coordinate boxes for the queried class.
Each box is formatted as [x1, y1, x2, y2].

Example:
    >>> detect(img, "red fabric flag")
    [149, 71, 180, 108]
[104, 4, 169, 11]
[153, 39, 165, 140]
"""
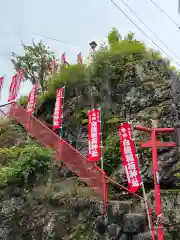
[61, 52, 66, 65]
[77, 52, 82, 64]
[26, 84, 38, 115]
[0, 76, 4, 100]
[16, 69, 24, 94]
[8, 69, 24, 102]
[88, 109, 101, 162]
[8, 75, 17, 102]
[119, 122, 142, 193]
[53, 88, 64, 129]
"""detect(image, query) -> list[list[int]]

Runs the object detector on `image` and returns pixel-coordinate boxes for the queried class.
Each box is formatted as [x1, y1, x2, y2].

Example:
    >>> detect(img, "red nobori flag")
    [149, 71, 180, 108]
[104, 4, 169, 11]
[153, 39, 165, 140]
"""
[8, 75, 17, 102]
[0, 76, 4, 100]
[50, 58, 57, 74]
[8, 69, 24, 102]
[16, 69, 24, 95]
[119, 122, 142, 193]
[26, 84, 38, 114]
[77, 52, 82, 64]
[53, 87, 64, 129]
[61, 52, 66, 65]
[88, 109, 101, 162]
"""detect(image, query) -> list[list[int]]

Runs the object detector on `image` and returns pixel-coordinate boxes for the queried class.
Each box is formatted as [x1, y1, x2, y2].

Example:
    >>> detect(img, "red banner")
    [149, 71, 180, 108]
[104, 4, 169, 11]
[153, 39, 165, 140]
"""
[50, 58, 57, 74]
[88, 109, 101, 162]
[8, 69, 24, 102]
[16, 69, 24, 95]
[119, 122, 142, 193]
[0, 76, 4, 100]
[61, 53, 66, 65]
[8, 75, 17, 102]
[77, 52, 82, 64]
[53, 88, 64, 129]
[26, 84, 38, 114]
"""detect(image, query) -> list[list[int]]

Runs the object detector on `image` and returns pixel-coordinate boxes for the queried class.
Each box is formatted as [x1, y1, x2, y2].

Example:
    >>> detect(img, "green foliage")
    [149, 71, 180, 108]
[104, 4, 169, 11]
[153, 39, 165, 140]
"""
[18, 95, 28, 107]
[38, 64, 86, 105]
[0, 147, 22, 166]
[108, 27, 122, 47]
[0, 144, 53, 185]
[103, 132, 121, 174]
[87, 32, 147, 95]
[11, 41, 54, 90]
[0, 118, 10, 133]
[124, 32, 135, 42]
[47, 64, 87, 97]
[37, 64, 88, 124]
[73, 108, 89, 125]
[106, 116, 122, 124]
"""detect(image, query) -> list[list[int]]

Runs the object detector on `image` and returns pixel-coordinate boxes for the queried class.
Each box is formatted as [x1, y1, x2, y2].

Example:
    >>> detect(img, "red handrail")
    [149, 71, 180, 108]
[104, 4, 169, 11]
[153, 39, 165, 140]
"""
[7, 102, 107, 210]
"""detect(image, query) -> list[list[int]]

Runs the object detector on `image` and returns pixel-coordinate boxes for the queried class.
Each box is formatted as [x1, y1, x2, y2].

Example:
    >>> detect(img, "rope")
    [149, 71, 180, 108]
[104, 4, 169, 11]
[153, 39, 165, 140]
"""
[105, 175, 144, 200]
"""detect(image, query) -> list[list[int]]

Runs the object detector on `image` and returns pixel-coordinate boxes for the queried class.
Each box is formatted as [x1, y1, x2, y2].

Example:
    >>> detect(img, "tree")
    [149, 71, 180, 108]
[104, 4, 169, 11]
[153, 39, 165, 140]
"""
[125, 32, 135, 42]
[107, 27, 121, 47]
[11, 41, 55, 91]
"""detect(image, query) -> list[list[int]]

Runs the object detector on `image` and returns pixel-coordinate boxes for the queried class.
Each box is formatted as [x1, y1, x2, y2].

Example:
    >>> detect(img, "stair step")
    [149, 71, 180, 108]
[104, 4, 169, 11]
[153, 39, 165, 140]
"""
[108, 201, 131, 216]
[132, 231, 153, 240]
[123, 213, 146, 233]
[108, 200, 132, 205]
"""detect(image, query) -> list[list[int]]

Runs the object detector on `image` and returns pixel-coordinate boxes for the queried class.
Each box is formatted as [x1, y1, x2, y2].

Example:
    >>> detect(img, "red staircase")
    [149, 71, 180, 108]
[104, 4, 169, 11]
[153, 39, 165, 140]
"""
[6, 102, 107, 202]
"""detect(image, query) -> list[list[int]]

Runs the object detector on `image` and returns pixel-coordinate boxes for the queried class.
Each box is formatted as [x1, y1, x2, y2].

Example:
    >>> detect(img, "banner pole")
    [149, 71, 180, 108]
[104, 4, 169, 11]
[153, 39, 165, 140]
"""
[59, 86, 65, 161]
[99, 107, 107, 214]
[59, 86, 65, 138]
[129, 121, 154, 239]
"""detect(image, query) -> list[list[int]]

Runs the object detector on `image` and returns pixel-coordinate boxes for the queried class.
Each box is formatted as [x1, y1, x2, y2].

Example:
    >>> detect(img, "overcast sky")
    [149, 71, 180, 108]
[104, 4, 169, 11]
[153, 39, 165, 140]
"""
[0, 0, 180, 104]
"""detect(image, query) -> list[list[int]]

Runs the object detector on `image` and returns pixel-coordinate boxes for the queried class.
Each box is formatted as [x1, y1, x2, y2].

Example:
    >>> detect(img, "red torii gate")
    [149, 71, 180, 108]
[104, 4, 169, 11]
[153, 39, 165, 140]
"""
[135, 125, 176, 240]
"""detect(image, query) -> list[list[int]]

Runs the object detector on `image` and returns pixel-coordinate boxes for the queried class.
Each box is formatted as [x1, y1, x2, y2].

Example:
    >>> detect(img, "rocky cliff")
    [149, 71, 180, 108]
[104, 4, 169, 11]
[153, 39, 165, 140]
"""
[0, 165, 152, 240]
[38, 59, 180, 189]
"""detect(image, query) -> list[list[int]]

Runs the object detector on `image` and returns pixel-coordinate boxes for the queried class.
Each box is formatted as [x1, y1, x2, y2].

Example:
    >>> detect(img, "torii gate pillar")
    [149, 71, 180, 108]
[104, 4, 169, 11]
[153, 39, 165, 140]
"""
[135, 126, 176, 240]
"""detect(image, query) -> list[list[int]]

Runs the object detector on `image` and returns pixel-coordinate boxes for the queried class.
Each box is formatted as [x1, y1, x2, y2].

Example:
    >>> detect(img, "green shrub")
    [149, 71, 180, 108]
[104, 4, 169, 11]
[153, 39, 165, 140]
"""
[0, 144, 53, 185]
[0, 147, 22, 166]
[103, 132, 121, 175]
[18, 95, 28, 107]
[40, 64, 87, 105]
